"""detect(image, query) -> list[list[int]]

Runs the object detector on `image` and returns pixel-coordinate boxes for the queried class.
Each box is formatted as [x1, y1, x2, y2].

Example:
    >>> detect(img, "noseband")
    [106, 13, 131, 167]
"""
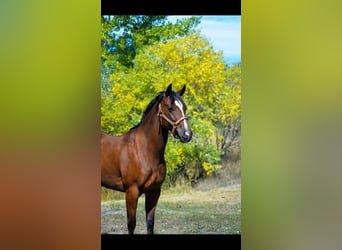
[157, 103, 188, 136]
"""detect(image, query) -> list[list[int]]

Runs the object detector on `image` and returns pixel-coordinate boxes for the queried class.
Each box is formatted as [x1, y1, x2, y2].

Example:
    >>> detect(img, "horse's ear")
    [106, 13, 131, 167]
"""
[178, 85, 186, 96]
[165, 83, 172, 97]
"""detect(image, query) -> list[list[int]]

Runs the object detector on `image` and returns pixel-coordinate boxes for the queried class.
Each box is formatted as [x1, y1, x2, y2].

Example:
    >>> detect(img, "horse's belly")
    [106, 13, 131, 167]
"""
[101, 161, 125, 191]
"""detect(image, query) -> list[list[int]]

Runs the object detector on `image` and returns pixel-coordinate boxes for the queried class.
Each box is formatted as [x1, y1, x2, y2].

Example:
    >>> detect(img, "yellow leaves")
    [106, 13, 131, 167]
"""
[109, 74, 121, 83]
[228, 109, 239, 122]
[125, 93, 133, 103]
[231, 104, 239, 111]
[202, 162, 223, 176]
[202, 162, 222, 176]
[202, 162, 212, 175]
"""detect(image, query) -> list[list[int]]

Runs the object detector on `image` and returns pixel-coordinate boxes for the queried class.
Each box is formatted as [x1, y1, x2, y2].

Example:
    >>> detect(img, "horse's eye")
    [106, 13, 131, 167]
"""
[168, 107, 173, 112]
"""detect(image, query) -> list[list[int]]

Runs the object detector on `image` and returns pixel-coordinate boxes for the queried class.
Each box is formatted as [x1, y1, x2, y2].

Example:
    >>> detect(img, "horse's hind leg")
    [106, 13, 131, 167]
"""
[125, 185, 139, 234]
[145, 188, 161, 234]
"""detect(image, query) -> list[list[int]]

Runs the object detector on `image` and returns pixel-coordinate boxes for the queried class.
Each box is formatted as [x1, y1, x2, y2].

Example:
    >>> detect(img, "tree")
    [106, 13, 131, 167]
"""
[101, 31, 241, 186]
[101, 15, 201, 69]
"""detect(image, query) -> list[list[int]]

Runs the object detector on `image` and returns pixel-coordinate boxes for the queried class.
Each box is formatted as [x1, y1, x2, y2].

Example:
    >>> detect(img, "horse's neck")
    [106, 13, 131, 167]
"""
[137, 104, 169, 155]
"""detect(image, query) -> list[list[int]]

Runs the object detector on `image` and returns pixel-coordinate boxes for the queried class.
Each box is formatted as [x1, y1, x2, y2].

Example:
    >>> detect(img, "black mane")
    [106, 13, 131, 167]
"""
[130, 91, 164, 130]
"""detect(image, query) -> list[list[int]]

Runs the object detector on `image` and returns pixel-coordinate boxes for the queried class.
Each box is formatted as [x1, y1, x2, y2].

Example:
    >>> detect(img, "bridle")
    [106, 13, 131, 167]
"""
[157, 103, 188, 136]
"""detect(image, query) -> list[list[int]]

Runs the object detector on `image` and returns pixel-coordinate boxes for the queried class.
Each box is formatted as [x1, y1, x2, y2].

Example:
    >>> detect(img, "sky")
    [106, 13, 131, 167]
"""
[167, 16, 241, 65]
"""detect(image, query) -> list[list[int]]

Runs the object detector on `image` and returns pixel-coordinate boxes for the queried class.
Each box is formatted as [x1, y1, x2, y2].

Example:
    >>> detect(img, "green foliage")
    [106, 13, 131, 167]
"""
[101, 15, 201, 69]
[101, 16, 241, 185]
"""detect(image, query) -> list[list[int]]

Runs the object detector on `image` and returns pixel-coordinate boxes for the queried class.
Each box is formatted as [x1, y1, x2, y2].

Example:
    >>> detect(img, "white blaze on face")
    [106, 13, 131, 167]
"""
[175, 99, 190, 136]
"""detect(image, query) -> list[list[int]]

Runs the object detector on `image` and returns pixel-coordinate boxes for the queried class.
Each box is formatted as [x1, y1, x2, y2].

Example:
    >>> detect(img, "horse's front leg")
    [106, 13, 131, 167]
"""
[125, 185, 139, 234]
[145, 188, 161, 234]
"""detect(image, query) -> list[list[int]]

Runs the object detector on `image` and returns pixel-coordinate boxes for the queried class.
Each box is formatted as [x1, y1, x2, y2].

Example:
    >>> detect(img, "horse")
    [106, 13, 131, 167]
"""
[101, 83, 192, 234]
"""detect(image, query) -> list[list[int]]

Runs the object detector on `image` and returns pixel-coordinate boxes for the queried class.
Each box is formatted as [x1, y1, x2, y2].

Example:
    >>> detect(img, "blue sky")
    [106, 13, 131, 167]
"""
[167, 16, 241, 64]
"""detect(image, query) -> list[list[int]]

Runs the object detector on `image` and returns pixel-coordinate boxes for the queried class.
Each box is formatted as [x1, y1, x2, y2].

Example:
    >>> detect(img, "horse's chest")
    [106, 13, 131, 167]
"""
[142, 163, 166, 190]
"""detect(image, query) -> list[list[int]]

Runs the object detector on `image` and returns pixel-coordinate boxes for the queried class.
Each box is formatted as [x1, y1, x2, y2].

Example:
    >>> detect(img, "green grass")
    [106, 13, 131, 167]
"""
[101, 184, 241, 234]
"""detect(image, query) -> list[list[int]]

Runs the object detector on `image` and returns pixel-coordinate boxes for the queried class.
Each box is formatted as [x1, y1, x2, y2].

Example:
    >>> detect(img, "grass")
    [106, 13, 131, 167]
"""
[101, 182, 241, 234]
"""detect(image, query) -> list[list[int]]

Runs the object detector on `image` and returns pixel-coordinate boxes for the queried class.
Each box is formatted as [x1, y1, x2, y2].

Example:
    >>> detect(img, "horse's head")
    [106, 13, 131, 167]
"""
[158, 83, 192, 143]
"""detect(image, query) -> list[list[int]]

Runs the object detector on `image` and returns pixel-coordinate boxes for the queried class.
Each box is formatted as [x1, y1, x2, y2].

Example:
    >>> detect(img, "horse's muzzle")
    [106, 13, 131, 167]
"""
[176, 129, 192, 143]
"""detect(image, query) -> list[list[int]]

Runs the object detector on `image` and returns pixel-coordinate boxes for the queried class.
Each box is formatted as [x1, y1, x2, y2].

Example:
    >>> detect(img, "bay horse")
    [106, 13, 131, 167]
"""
[101, 84, 192, 234]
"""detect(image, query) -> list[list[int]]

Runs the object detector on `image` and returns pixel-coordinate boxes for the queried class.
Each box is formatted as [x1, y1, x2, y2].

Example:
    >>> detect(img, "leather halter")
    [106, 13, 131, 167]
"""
[157, 103, 188, 136]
